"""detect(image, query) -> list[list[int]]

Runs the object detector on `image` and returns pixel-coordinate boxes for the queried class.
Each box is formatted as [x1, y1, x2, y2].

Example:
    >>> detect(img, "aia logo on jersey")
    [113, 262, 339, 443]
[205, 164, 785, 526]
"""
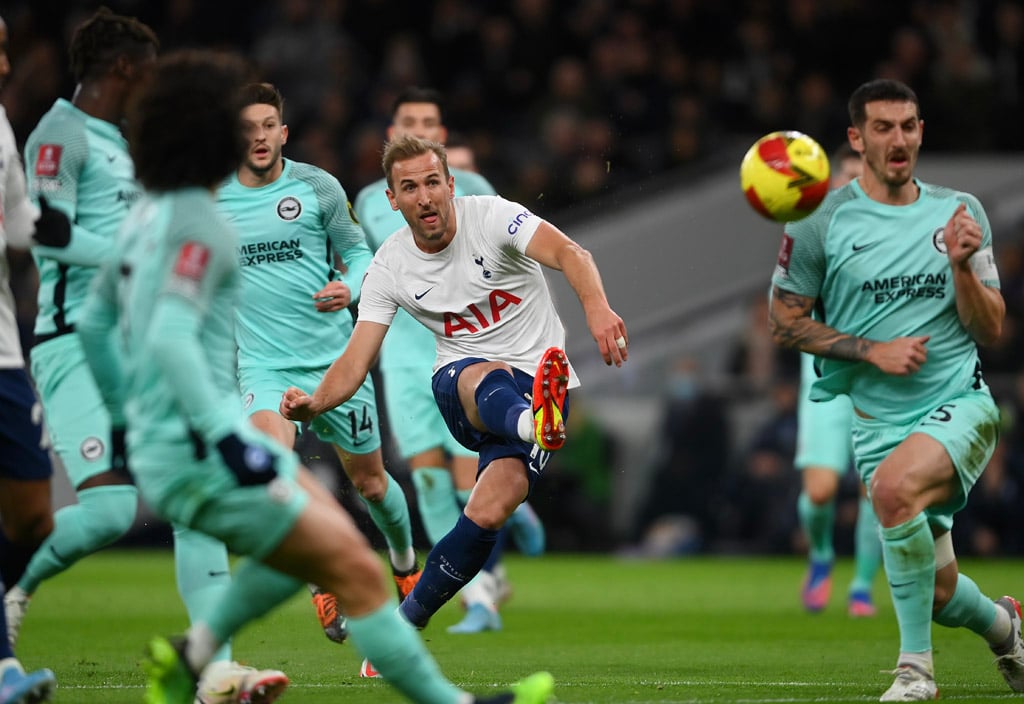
[277, 196, 301, 221]
[35, 144, 62, 177]
[443, 289, 522, 337]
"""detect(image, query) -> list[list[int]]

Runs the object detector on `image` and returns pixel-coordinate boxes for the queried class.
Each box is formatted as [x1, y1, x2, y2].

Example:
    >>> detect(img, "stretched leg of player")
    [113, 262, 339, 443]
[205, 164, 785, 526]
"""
[797, 467, 837, 613]
[848, 493, 881, 617]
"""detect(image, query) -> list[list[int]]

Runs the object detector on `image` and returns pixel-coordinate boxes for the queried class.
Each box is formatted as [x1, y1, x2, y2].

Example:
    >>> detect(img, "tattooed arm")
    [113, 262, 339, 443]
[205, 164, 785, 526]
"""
[769, 285, 930, 376]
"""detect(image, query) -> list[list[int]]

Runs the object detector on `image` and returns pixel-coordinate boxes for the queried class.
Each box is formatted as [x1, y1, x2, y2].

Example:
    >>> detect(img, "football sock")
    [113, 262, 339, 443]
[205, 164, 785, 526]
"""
[850, 496, 882, 595]
[797, 491, 835, 564]
[360, 472, 414, 559]
[17, 484, 137, 593]
[881, 513, 935, 653]
[933, 573, 1004, 643]
[400, 513, 498, 628]
[411, 468, 461, 545]
[173, 526, 232, 662]
[348, 602, 465, 704]
[475, 369, 530, 440]
[0, 579, 13, 660]
[202, 558, 302, 648]
[456, 487, 505, 574]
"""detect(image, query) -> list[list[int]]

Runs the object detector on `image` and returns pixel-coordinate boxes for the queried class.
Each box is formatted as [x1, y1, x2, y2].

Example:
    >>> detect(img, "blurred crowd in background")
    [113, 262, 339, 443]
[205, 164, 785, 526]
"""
[4, 0, 1024, 557]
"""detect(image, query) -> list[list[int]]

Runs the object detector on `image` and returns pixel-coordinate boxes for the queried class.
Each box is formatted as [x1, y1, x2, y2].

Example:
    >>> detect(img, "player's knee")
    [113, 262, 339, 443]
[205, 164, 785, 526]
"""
[3, 510, 54, 549]
[805, 483, 836, 506]
[79, 485, 138, 544]
[351, 474, 387, 503]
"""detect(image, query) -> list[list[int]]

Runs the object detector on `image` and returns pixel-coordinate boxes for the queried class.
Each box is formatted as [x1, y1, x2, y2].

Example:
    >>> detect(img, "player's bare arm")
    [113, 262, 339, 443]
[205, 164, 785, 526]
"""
[280, 320, 387, 421]
[942, 203, 1005, 346]
[769, 286, 929, 375]
[525, 221, 627, 366]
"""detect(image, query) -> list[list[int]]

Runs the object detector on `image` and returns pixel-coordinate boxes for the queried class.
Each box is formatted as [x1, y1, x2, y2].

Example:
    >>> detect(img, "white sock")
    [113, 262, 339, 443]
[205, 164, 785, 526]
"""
[389, 547, 416, 573]
[898, 652, 934, 676]
[986, 604, 1013, 646]
[517, 409, 534, 443]
[184, 623, 219, 674]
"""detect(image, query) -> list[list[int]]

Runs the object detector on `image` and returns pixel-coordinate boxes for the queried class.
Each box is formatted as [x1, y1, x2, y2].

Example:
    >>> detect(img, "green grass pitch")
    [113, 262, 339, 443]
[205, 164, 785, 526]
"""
[14, 550, 1024, 702]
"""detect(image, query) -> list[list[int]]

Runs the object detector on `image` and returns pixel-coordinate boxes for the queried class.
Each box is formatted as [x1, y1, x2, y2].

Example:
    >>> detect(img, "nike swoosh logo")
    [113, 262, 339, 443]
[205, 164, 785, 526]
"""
[889, 581, 916, 589]
[351, 436, 370, 447]
[208, 570, 230, 577]
[107, 154, 117, 163]
[439, 563, 465, 582]
[852, 242, 878, 252]
[414, 287, 433, 300]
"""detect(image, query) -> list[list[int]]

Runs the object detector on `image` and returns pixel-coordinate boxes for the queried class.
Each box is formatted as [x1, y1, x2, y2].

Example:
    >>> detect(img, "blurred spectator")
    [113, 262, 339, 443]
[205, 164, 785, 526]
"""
[715, 377, 802, 555]
[628, 357, 731, 555]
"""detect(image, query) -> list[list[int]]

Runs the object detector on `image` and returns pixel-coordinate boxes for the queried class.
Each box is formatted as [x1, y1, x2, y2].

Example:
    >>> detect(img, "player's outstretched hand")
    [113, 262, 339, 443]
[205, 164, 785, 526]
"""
[32, 196, 72, 248]
[280, 385, 317, 422]
[216, 434, 278, 486]
[867, 335, 930, 376]
[313, 280, 352, 313]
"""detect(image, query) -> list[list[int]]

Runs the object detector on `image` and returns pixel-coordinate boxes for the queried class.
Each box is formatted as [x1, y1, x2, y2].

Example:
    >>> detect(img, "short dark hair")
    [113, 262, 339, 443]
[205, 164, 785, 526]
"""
[239, 82, 285, 120]
[127, 50, 249, 191]
[391, 86, 445, 121]
[847, 79, 919, 127]
[69, 6, 159, 83]
[382, 133, 449, 190]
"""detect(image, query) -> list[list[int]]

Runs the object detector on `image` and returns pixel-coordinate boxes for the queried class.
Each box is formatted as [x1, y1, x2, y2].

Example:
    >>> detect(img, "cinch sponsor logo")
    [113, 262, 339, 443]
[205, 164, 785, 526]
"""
[506, 210, 533, 236]
[443, 289, 522, 337]
[861, 272, 947, 303]
[238, 238, 304, 266]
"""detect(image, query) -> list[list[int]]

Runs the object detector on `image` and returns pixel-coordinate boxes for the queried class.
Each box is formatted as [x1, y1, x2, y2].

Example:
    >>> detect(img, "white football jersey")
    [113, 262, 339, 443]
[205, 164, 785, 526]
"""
[0, 105, 39, 368]
[359, 195, 580, 387]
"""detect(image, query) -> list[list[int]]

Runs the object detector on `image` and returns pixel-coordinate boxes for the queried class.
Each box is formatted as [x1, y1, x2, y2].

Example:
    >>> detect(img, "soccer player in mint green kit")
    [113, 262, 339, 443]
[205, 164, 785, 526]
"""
[796, 143, 882, 617]
[770, 78, 1024, 701]
[216, 82, 420, 643]
[354, 87, 545, 636]
[9, 10, 282, 703]
[75, 49, 554, 704]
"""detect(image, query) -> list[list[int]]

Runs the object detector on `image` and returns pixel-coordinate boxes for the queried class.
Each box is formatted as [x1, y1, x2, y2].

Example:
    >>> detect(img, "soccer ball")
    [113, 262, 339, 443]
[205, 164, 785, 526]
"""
[740, 131, 830, 223]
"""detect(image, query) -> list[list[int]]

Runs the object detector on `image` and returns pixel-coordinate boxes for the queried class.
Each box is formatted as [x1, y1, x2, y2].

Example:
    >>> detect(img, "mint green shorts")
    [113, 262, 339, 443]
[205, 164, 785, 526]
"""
[380, 363, 474, 461]
[239, 366, 381, 454]
[852, 388, 999, 533]
[795, 353, 853, 472]
[30, 334, 112, 487]
[130, 422, 307, 559]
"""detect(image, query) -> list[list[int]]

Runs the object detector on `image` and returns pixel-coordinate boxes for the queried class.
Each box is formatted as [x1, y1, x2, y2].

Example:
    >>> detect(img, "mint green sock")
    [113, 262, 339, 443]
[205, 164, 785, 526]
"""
[411, 468, 460, 545]
[173, 526, 231, 662]
[18, 484, 137, 593]
[203, 558, 303, 645]
[797, 491, 835, 563]
[881, 513, 935, 653]
[348, 601, 463, 704]
[850, 496, 882, 594]
[934, 573, 997, 635]
[362, 473, 414, 554]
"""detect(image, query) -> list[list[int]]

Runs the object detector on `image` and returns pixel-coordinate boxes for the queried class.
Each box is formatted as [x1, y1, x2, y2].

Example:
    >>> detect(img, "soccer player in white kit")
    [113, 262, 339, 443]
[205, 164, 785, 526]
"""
[282, 134, 627, 674]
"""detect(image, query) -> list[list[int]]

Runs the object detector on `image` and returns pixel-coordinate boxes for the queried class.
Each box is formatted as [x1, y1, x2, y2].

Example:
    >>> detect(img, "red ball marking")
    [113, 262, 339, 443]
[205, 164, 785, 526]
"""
[756, 136, 796, 177]
[744, 186, 773, 219]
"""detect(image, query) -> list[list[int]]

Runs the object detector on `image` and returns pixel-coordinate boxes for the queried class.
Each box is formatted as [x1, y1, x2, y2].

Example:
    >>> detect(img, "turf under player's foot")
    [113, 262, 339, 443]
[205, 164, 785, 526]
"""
[532, 347, 569, 451]
[358, 659, 381, 679]
[879, 664, 938, 701]
[0, 658, 55, 704]
[506, 502, 545, 557]
[143, 636, 197, 704]
[309, 585, 348, 644]
[391, 563, 422, 601]
[848, 590, 876, 618]
[3, 587, 29, 649]
[474, 671, 555, 704]
[801, 560, 832, 613]
[447, 603, 502, 634]
[992, 595, 1024, 692]
[195, 660, 289, 704]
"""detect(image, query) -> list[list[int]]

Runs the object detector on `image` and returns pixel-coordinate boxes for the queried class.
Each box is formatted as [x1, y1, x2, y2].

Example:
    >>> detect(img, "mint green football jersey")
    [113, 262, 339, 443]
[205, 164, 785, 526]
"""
[352, 167, 495, 371]
[216, 159, 372, 371]
[771, 179, 999, 424]
[25, 99, 142, 338]
[85, 189, 241, 445]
